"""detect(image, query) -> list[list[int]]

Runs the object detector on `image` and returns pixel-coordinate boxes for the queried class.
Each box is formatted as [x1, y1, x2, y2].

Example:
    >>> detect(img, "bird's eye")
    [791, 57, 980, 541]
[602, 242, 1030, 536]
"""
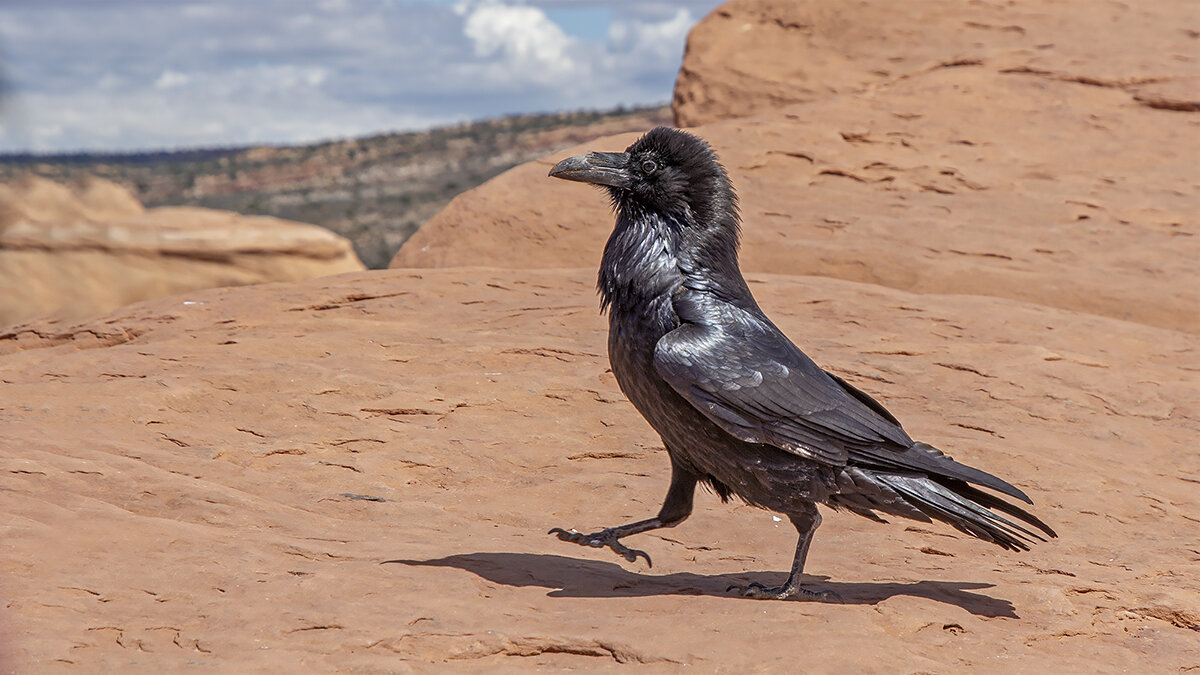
[641, 159, 658, 174]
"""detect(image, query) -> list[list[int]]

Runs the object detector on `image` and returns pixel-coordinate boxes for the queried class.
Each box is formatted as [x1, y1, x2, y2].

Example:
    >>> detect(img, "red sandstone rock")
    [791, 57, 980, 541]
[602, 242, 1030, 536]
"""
[4, 0, 1199, 670]
[672, 0, 1198, 128]
[0, 176, 365, 326]
[2, 268, 1197, 670]
[392, 1, 1198, 334]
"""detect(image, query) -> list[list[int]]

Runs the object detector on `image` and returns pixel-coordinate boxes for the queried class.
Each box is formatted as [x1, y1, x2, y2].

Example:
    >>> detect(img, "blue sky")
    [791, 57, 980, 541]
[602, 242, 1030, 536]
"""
[0, 0, 725, 154]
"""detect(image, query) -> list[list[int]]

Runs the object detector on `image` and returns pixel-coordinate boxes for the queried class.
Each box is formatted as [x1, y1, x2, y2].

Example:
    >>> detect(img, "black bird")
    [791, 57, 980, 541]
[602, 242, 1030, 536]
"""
[546, 127, 1056, 601]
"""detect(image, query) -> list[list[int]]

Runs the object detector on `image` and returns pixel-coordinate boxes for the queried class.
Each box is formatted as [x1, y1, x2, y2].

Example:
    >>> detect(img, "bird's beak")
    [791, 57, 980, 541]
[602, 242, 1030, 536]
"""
[548, 151, 631, 189]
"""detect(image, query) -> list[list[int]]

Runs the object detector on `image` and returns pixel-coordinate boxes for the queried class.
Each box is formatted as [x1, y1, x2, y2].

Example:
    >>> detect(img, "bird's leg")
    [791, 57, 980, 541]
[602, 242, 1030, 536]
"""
[729, 504, 842, 602]
[550, 462, 697, 568]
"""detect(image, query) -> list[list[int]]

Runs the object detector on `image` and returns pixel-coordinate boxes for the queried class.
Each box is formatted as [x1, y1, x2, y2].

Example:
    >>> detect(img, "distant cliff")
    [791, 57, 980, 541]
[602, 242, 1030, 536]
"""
[0, 105, 671, 268]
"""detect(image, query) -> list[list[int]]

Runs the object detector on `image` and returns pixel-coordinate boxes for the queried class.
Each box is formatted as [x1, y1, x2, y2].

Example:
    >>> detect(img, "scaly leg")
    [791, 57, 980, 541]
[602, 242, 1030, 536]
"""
[729, 504, 842, 601]
[550, 461, 697, 568]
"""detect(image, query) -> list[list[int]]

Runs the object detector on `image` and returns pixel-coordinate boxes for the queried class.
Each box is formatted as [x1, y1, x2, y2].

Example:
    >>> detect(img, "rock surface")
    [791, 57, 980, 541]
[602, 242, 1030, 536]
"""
[391, 2, 1199, 334]
[2, 268, 1197, 671]
[672, 0, 1199, 127]
[0, 176, 365, 326]
[5, 0, 1200, 671]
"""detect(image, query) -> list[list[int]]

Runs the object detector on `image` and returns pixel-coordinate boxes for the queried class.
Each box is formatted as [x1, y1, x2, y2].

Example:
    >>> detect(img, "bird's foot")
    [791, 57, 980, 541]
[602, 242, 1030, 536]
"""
[548, 527, 653, 567]
[726, 581, 843, 603]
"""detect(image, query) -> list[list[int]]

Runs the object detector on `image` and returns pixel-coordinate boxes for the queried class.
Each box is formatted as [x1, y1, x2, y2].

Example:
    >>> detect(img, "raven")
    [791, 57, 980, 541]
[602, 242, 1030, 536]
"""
[547, 127, 1055, 601]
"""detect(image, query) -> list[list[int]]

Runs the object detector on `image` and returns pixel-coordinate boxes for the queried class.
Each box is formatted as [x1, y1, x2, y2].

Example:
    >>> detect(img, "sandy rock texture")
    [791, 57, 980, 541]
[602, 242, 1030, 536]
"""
[4, 0, 1199, 671]
[672, 0, 1199, 127]
[0, 176, 365, 326]
[391, 1, 1198, 334]
[2, 268, 1197, 672]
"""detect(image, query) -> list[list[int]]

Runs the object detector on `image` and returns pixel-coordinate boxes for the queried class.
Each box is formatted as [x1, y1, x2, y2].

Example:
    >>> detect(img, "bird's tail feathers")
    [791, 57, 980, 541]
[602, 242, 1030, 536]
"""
[852, 470, 1056, 551]
[857, 441, 1034, 504]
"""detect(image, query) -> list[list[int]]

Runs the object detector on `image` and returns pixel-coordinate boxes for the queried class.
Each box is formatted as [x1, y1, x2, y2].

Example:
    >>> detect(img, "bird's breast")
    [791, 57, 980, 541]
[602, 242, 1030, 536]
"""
[607, 295, 676, 372]
[600, 207, 714, 448]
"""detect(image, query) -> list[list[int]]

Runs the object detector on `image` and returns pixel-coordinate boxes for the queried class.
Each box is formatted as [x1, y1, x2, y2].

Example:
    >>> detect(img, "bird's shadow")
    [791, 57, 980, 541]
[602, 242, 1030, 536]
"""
[383, 551, 1018, 618]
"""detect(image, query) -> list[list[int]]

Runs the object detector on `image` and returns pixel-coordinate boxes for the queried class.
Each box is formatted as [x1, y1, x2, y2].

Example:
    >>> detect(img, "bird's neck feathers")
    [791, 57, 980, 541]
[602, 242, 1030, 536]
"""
[598, 184, 750, 314]
[664, 160, 745, 287]
[597, 200, 680, 314]
[676, 196, 755, 309]
[678, 192, 743, 280]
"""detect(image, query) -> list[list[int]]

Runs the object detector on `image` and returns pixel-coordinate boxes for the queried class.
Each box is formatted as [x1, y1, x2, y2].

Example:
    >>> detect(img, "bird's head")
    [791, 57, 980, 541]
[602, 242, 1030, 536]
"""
[548, 126, 738, 229]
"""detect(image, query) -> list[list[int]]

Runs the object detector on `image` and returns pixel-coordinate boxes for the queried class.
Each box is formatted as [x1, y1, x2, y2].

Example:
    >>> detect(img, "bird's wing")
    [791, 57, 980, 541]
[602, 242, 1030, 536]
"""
[653, 308, 913, 467]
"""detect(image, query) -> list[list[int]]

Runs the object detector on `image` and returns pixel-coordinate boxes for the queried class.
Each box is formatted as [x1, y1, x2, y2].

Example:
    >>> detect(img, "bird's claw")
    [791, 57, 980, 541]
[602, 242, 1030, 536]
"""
[548, 527, 653, 567]
[726, 581, 843, 603]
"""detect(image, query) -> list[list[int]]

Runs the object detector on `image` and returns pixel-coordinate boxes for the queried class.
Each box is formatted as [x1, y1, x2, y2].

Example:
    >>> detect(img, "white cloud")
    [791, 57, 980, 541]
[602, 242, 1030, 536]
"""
[154, 70, 190, 89]
[457, 0, 587, 90]
[0, 0, 725, 153]
[609, 8, 694, 62]
[464, 2, 573, 70]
